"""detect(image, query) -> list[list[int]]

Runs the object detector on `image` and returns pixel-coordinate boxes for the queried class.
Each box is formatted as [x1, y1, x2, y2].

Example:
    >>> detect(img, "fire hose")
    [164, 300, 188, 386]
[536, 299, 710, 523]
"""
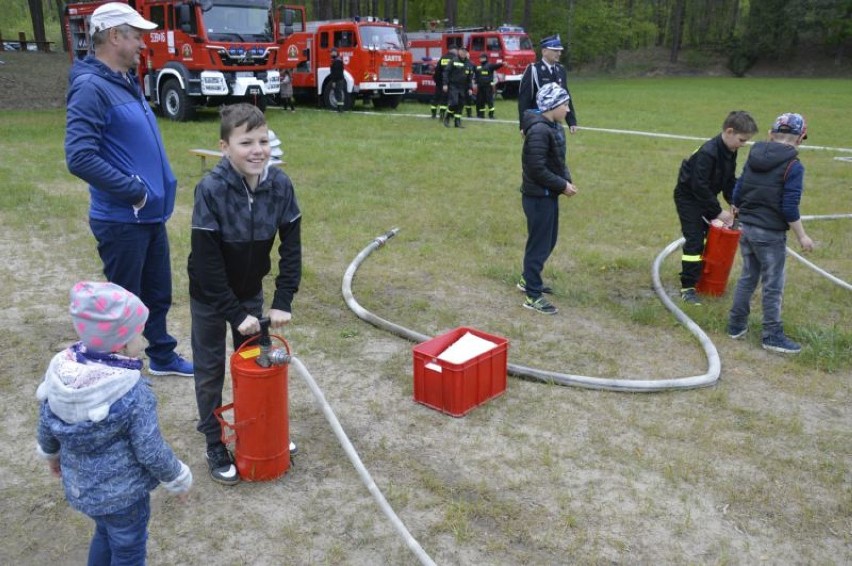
[343, 216, 850, 392]
[280, 215, 848, 564]
[290, 356, 437, 566]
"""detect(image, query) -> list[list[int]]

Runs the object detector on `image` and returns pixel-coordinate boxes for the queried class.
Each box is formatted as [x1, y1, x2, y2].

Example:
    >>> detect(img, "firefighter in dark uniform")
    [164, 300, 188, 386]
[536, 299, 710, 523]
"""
[475, 53, 503, 119]
[442, 46, 473, 128]
[329, 48, 345, 112]
[517, 35, 577, 134]
[463, 54, 477, 117]
[431, 47, 456, 119]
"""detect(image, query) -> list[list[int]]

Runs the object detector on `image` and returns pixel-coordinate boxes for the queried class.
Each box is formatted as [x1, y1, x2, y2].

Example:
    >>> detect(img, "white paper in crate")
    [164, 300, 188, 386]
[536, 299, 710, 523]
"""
[436, 332, 498, 364]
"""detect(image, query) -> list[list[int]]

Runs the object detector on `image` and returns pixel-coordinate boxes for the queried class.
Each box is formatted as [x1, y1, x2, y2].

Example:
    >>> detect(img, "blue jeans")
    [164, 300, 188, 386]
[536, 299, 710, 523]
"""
[522, 195, 560, 299]
[728, 223, 788, 339]
[88, 494, 150, 566]
[90, 220, 178, 366]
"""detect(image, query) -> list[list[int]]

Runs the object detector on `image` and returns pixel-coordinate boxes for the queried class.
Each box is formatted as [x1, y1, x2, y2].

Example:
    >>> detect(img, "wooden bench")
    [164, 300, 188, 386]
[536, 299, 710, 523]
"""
[189, 148, 284, 174]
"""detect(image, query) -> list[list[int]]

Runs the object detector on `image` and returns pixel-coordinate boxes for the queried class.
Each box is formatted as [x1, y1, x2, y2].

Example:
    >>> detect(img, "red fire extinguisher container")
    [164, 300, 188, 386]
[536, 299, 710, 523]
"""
[696, 223, 741, 297]
[215, 336, 290, 481]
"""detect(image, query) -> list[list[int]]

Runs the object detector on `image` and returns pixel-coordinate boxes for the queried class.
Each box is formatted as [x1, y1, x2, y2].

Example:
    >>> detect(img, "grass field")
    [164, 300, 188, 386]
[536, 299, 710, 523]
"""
[1, 76, 850, 565]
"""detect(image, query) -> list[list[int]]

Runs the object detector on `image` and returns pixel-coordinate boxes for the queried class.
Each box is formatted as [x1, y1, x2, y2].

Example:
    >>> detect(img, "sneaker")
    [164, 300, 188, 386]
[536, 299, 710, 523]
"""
[727, 324, 748, 339]
[680, 288, 702, 306]
[207, 443, 239, 485]
[148, 356, 194, 377]
[523, 296, 558, 315]
[289, 441, 298, 457]
[516, 277, 553, 294]
[762, 334, 802, 354]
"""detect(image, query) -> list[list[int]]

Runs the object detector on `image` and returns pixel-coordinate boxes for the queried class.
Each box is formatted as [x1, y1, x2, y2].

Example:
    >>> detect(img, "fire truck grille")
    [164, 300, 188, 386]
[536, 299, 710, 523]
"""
[219, 55, 271, 67]
[379, 66, 403, 81]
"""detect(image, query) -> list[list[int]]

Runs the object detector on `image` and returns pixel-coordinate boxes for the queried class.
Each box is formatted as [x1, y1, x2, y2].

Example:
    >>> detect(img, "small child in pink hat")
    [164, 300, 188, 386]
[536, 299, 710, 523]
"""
[36, 281, 192, 563]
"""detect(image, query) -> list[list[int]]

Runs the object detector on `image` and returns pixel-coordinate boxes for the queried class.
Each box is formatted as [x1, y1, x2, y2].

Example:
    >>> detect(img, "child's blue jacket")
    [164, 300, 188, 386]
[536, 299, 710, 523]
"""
[36, 348, 183, 516]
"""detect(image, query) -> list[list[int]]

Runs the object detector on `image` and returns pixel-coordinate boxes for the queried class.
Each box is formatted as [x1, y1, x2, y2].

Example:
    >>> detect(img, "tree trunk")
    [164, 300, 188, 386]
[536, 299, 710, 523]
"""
[670, 0, 685, 63]
[28, 0, 47, 51]
[445, 0, 457, 27]
[522, 0, 531, 29]
[504, 0, 513, 24]
[55, 0, 69, 52]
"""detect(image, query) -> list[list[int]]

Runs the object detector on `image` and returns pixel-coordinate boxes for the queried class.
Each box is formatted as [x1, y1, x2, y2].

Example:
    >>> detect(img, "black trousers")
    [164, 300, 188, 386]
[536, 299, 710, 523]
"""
[675, 197, 710, 289]
[522, 194, 560, 299]
[191, 293, 263, 447]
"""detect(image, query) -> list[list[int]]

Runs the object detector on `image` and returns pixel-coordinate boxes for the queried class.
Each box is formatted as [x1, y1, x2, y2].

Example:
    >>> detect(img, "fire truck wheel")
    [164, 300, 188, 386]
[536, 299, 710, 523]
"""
[321, 81, 353, 111]
[500, 82, 519, 99]
[160, 79, 196, 122]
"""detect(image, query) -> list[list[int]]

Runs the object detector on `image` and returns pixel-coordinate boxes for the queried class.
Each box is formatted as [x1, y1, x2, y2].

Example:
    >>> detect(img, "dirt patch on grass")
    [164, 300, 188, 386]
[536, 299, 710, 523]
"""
[0, 51, 70, 109]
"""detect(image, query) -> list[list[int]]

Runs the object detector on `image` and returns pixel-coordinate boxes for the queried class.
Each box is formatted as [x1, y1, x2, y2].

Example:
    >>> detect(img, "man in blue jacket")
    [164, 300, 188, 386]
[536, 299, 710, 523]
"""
[65, 2, 193, 377]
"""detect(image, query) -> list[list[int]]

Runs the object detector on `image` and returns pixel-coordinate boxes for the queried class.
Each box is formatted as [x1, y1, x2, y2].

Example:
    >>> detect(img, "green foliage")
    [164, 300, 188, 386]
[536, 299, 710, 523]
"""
[0, 0, 63, 43]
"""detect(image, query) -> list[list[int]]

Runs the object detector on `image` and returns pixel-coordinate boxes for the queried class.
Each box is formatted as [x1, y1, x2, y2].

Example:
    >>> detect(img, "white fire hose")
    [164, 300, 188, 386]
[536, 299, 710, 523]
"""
[284, 214, 849, 565]
[343, 216, 850, 392]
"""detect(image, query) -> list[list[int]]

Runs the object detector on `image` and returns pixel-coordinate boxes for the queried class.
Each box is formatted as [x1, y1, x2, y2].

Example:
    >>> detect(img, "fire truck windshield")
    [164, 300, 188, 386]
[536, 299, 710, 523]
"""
[361, 25, 404, 50]
[502, 35, 533, 52]
[203, 0, 274, 42]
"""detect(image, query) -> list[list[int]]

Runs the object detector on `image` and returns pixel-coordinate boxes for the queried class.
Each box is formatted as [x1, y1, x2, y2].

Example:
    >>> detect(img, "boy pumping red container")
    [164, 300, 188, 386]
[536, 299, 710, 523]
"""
[674, 110, 758, 305]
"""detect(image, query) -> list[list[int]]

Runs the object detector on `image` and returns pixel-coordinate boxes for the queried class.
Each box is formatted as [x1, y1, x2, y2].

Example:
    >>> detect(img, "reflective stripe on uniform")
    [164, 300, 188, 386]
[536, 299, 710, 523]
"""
[681, 254, 702, 262]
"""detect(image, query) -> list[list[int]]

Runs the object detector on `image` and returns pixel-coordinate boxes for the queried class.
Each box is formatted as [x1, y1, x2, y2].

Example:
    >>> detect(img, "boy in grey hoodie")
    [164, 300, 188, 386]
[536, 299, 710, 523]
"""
[37, 281, 192, 564]
[726, 113, 814, 354]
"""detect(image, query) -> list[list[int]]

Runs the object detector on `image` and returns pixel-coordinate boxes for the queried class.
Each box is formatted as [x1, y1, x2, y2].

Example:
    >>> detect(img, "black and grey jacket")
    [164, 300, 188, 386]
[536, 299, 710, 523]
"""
[188, 159, 302, 327]
[520, 110, 571, 198]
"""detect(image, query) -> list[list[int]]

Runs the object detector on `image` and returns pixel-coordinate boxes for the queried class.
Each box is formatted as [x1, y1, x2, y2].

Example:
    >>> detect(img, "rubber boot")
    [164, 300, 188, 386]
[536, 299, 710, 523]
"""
[466, 107, 472, 118]
[430, 108, 437, 119]
[443, 112, 451, 128]
[454, 117, 464, 128]
[439, 108, 446, 120]
[489, 111, 495, 119]
[477, 111, 484, 119]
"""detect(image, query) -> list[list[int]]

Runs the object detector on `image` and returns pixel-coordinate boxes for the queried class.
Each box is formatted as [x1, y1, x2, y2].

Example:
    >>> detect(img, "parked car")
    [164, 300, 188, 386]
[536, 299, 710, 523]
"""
[2, 41, 38, 51]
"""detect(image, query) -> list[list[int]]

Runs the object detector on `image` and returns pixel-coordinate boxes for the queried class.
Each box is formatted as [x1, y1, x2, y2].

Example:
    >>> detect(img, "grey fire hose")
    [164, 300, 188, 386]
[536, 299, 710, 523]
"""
[343, 229, 719, 392]
[343, 218, 849, 393]
[290, 355, 437, 566]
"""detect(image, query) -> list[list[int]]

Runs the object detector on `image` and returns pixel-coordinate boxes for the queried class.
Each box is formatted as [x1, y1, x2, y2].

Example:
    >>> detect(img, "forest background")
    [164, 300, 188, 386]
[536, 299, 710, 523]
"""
[6, 0, 852, 77]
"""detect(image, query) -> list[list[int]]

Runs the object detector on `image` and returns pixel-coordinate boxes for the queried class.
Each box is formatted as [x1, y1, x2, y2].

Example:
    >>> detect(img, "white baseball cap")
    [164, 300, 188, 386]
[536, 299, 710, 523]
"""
[90, 2, 157, 36]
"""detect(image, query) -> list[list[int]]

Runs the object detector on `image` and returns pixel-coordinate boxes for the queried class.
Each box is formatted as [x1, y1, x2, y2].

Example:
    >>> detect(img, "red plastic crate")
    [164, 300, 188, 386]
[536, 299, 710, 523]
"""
[412, 327, 508, 417]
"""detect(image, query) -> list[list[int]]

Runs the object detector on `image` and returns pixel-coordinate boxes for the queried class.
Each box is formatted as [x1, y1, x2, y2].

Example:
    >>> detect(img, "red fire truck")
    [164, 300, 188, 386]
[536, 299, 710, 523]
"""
[64, 0, 281, 121]
[274, 5, 415, 109]
[407, 25, 535, 98]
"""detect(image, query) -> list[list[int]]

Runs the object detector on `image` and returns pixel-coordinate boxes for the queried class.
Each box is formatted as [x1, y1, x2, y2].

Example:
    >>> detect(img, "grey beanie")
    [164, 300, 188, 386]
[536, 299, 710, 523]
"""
[70, 281, 148, 353]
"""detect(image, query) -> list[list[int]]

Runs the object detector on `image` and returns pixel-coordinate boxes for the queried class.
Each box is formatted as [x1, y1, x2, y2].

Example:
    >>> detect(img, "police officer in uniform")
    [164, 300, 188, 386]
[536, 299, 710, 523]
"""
[517, 35, 577, 134]
[475, 53, 503, 119]
[431, 46, 456, 119]
[442, 46, 473, 128]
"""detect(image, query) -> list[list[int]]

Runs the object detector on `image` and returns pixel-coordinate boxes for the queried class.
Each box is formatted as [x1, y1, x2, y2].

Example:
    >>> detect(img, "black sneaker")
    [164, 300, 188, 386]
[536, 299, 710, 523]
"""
[727, 323, 748, 339]
[523, 296, 558, 315]
[762, 334, 802, 354]
[680, 288, 702, 306]
[206, 443, 239, 485]
[516, 276, 553, 294]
